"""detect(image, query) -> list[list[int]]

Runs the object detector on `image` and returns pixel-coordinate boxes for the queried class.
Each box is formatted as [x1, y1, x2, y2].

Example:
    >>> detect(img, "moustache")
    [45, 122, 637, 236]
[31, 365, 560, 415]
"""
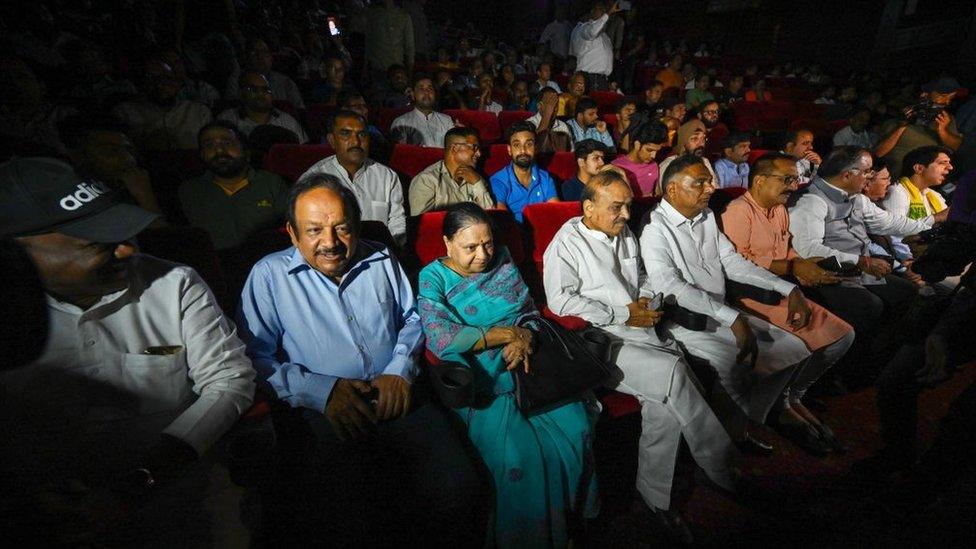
[347, 147, 365, 154]
[691, 147, 706, 156]
[212, 154, 235, 163]
[315, 243, 347, 257]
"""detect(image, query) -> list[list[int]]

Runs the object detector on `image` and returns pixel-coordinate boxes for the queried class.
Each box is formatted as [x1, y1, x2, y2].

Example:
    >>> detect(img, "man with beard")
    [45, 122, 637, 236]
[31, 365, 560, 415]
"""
[567, 97, 615, 151]
[390, 75, 455, 147]
[0, 157, 255, 545]
[300, 110, 407, 243]
[490, 121, 558, 222]
[179, 121, 289, 250]
[657, 119, 716, 194]
[112, 56, 213, 151]
[713, 132, 751, 189]
[236, 175, 487, 546]
[225, 39, 305, 110]
[218, 71, 308, 143]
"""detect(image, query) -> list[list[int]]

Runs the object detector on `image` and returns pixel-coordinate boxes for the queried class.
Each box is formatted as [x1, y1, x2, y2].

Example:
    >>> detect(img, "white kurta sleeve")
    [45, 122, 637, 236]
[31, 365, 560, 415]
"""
[717, 229, 797, 297]
[861, 195, 932, 235]
[639, 223, 741, 328]
[788, 193, 861, 264]
[543, 237, 630, 326]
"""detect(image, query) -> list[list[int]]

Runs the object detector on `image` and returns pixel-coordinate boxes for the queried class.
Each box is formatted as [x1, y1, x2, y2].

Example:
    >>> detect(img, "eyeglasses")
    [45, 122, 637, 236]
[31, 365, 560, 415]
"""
[451, 143, 481, 152]
[242, 85, 272, 95]
[762, 173, 801, 185]
[847, 168, 876, 178]
[700, 109, 719, 115]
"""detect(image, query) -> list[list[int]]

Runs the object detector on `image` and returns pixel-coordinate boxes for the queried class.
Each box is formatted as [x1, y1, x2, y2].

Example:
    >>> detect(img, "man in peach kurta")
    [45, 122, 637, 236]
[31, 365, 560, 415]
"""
[720, 152, 855, 455]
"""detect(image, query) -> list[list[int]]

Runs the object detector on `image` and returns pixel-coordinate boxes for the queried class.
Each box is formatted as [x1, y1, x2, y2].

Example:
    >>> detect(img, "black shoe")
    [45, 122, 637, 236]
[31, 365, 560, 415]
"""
[736, 433, 774, 456]
[775, 421, 831, 457]
[813, 422, 849, 454]
[648, 505, 695, 546]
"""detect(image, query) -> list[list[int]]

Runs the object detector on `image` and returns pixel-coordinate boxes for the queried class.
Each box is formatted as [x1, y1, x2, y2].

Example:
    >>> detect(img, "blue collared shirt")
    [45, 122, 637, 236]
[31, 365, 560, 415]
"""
[490, 163, 558, 222]
[566, 119, 615, 150]
[713, 158, 750, 189]
[237, 241, 423, 411]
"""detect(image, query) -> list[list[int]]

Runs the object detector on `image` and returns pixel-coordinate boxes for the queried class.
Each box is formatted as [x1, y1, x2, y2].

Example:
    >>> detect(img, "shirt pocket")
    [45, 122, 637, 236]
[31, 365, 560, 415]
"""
[369, 200, 391, 221]
[619, 256, 640, 286]
[122, 352, 190, 415]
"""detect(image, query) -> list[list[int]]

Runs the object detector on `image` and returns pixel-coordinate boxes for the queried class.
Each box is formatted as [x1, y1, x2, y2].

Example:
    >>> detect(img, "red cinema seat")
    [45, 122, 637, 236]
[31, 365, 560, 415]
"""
[545, 151, 578, 182]
[444, 109, 502, 143]
[748, 149, 772, 165]
[303, 103, 335, 143]
[412, 209, 524, 267]
[602, 113, 619, 131]
[498, 110, 534, 134]
[522, 201, 583, 273]
[590, 91, 622, 114]
[263, 144, 335, 182]
[484, 143, 512, 177]
[388, 144, 444, 179]
[377, 107, 411, 134]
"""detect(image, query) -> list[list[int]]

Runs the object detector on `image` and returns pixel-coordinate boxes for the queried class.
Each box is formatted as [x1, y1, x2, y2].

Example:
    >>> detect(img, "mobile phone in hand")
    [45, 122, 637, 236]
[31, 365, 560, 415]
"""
[328, 17, 341, 36]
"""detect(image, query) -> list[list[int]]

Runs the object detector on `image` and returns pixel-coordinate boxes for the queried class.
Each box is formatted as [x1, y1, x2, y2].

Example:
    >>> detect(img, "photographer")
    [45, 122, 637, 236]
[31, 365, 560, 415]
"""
[874, 77, 964, 174]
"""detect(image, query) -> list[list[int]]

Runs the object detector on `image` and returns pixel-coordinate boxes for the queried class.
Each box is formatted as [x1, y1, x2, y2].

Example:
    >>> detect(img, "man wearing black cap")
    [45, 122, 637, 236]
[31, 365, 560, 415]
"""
[875, 77, 965, 173]
[0, 157, 255, 544]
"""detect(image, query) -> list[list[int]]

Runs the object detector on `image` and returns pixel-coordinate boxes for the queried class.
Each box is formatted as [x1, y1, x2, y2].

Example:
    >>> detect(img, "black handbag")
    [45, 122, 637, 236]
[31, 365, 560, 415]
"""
[512, 317, 615, 416]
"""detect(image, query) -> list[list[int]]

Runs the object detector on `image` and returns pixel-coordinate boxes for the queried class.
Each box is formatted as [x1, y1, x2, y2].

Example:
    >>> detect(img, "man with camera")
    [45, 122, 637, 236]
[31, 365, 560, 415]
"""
[875, 77, 964, 175]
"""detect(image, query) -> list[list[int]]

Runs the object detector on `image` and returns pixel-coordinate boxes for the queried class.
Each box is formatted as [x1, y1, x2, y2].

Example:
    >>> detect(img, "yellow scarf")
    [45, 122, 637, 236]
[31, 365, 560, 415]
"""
[899, 177, 945, 220]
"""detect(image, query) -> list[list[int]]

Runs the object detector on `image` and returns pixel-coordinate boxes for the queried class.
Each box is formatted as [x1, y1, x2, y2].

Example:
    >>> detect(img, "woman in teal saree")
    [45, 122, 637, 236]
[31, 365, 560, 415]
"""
[417, 203, 597, 548]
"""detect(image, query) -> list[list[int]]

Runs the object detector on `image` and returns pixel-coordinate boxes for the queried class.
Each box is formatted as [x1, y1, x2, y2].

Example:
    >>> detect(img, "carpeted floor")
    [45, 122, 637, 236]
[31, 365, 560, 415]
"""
[591, 362, 976, 547]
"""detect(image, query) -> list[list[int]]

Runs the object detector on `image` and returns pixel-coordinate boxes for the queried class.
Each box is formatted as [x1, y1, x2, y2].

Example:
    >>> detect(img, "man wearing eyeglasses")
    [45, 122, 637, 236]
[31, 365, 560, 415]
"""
[788, 147, 943, 341]
[217, 71, 308, 143]
[408, 126, 495, 215]
[225, 39, 305, 110]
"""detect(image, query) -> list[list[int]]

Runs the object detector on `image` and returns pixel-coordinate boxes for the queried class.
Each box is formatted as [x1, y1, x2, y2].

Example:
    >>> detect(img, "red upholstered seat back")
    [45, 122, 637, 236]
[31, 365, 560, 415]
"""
[412, 209, 524, 267]
[483, 144, 511, 176]
[522, 201, 583, 272]
[376, 107, 412, 133]
[444, 109, 502, 143]
[590, 91, 626, 114]
[602, 113, 619, 131]
[747, 148, 772, 165]
[498, 110, 534, 135]
[388, 144, 444, 179]
[304, 103, 335, 143]
[263, 144, 335, 182]
[544, 151, 578, 182]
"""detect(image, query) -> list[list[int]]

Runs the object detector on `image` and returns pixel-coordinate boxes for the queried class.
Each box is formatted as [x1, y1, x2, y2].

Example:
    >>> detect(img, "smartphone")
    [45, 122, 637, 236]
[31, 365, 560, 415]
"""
[647, 292, 663, 311]
[328, 17, 341, 36]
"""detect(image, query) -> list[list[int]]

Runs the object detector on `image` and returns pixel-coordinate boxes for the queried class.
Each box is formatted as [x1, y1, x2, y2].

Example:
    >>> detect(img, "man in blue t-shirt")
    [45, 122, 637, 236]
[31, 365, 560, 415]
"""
[490, 121, 559, 222]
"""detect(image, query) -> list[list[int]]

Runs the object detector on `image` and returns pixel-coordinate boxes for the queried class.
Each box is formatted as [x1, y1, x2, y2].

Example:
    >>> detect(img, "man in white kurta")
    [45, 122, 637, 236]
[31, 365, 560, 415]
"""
[543, 170, 735, 516]
[640, 155, 812, 444]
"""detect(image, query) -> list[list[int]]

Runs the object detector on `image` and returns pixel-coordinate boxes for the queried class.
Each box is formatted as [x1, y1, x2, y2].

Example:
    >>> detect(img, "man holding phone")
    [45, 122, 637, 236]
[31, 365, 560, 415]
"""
[570, 1, 620, 91]
[544, 168, 736, 543]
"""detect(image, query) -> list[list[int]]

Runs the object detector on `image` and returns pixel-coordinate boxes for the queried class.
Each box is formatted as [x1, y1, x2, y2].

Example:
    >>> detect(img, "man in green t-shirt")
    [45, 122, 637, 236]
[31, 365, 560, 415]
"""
[178, 121, 288, 251]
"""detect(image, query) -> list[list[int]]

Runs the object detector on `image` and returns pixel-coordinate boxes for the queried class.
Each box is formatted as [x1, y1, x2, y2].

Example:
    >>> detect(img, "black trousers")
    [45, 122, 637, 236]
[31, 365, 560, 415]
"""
[802, 275, 917, 338]
[262, 393, 490, 547]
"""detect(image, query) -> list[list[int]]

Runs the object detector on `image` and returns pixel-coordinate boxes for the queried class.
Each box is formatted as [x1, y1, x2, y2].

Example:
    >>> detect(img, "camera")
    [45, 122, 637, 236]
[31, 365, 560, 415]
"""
[911, 222, 976, 285]
[908, 99, 945, 127]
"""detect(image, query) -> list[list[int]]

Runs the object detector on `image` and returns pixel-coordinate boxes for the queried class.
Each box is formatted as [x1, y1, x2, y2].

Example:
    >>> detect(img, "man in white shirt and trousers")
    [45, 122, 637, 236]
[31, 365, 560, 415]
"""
[640, 154, 815, 455]
[544, 168, 736, 543]
[570, 1, 619, 91]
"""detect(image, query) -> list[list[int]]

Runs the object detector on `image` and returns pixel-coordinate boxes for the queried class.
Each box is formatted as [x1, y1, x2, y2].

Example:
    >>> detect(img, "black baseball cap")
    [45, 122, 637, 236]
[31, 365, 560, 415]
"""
[0, 157, 159, 242]
[922, 77, 964, 95]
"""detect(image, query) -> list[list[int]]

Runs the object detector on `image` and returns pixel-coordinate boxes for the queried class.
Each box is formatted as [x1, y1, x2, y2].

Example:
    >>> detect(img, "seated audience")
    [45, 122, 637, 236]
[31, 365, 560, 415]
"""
[530, 61, 561, 94]
[613, 97, 637, 150]
[781, 128, 822, 186]
[179, 121, 288, 250]
[310, 57, 357, 105]
[558, 71, 587, 116]
[713, 132, 752, 189]
[788, 147, 936, 343]
[527, 87, 573, 152]
[299, 110, 407, 244]
[225, 38, 305, 110]
[833, 107, 877, 149]
[716, 74, 745, 105]
[378, 64, 412, 109]
[562, 139, 609, 201]
[160, 49, 219, 109]
[545, 169, 736, 542]
[685, 74, 715, 109]
[642, 154, 814, 454]
[61, 114, 164, 215]
[112, 57, 213, 151]
[744, 79, 772, 102]
[506, 80, 531, 111]
[490, 121, 558, 222]
[721, 153, 856, 454]
[612, 118, 668, 196]
[390, 75, 456, 147]
[237, 176, 485, 546]
[661, 96, 688, 124]
[409, 127, 495, 215]
[655, 54, 684, 92]
[418, 203, 595, 547]
[0, 157, 255, 545]
[567, 97, 615, 151]
[338, 91, 389, 147]
[218, 70, 308, 143]
[638, 80, 665, 118]
[697, 99, 724, 132]
[657, 119, 716, 194]
[474, 73, 504, 114]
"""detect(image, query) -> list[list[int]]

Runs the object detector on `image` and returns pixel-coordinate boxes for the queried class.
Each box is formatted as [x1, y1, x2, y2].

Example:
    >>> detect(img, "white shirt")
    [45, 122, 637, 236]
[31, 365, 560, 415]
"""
[218, 108, 309, 143]
[299, 155, 407, 241]
[0, 256, 255, 483]
[390, 108, 455, 147]
[788, 183, 933, 265]
[795, 157, 817, 186]
[539, 20, 572, 58]
[533, 79, 562, 93]
[571, 14, 613, 76]
[485, 101, 503, 115]
[640, 200, 796, 328]
[832, 125, 877, 149]
[527, 112, 573, 140]
[882, 182, 947, 259]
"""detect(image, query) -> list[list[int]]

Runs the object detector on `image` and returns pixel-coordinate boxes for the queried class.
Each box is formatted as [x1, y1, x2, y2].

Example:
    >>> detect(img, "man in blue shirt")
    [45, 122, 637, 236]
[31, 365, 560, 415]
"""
[566, 96, 616, 152]
[490, 121, 560, 222]
[713, 131, 752, 189]
[237, 175, 486, 545]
